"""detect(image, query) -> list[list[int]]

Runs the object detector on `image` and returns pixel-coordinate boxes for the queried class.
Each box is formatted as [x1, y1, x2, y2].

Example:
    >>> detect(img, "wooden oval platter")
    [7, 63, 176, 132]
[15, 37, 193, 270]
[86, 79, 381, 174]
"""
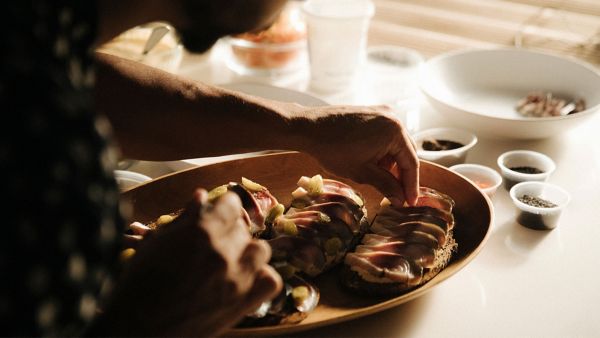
[121, 151, 493, 336]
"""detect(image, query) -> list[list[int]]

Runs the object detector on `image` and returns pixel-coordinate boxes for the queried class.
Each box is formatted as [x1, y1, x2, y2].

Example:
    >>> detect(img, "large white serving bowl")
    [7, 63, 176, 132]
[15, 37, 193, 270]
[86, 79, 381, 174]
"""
[420, 48, 600, 139]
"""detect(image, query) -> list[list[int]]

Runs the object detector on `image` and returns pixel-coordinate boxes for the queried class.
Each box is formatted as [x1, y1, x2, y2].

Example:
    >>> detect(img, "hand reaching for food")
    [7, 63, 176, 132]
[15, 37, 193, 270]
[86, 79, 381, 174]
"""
[294, 104, 420, 207]
[90, 189, 283, 337]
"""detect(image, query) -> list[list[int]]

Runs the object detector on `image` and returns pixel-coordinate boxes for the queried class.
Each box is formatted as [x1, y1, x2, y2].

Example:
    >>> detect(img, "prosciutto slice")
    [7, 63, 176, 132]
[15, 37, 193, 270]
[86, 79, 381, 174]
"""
[226, 181, 279, 237]
[270, 175, 368, 276]
[345, 187, 455, 285]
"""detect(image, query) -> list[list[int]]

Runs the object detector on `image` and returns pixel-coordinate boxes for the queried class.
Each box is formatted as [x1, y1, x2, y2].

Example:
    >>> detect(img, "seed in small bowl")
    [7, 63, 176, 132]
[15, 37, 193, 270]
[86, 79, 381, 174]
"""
[497, 150, 555, 189]
[509, 181, 570, 230]
[413, 128, 478, 167]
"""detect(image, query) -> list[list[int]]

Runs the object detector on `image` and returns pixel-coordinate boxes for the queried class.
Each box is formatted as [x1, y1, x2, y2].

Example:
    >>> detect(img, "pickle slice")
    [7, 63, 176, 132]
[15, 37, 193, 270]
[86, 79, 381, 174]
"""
[208, 185, 228, 201]
[265, 203, 285, 224]
[241, 177, 266, 192]
[307, 174, 324, 196]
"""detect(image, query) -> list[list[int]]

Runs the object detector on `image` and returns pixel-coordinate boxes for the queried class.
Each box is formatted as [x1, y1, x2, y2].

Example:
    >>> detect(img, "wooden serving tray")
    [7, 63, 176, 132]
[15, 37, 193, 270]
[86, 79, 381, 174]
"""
[121, 151, 492, 336]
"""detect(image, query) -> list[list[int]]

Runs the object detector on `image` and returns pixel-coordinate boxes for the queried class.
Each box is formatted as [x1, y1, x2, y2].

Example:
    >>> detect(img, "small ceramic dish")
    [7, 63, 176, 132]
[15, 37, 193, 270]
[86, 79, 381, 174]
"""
[412, 127, 478, 167]
[224, 1, 307, 76]
[497, 150, 555, 189]
[509, 181, 570, 230]
[450, 164, 502, 197]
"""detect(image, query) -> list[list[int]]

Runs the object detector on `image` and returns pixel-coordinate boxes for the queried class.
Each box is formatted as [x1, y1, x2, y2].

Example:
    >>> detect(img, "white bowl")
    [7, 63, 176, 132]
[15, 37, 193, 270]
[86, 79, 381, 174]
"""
[509, 181, 570, 230]
[497, 150, 555, 190]
[450, 164, 502, 197]
[420, 48, 600, 139]
[412, 127, 478, 167]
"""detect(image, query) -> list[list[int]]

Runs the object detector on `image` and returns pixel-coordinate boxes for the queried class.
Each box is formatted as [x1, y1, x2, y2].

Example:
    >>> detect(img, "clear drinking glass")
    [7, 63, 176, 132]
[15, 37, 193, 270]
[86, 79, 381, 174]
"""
[303, 0, 375, 93]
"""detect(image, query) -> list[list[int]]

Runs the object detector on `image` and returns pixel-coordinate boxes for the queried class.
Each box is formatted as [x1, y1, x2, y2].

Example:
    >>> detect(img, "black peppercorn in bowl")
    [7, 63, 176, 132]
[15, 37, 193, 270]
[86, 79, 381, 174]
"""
[497, 150, 556, 190]
[412, 127, 478, 167]
[509, 181, 570, 230]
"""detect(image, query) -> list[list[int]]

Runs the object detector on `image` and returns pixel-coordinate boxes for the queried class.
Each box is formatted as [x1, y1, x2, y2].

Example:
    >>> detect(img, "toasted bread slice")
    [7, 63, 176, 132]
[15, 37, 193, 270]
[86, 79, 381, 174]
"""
[341, 230, 456, 296]
[341, 187, 457, 296]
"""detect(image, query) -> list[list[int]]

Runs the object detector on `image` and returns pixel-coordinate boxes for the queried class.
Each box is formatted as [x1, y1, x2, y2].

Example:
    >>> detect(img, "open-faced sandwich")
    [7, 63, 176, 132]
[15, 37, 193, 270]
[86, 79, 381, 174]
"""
[268, 174, 369, 278]
[127, 177, 458, 327]
[243, 174, 368, 325]
[207, 177, 280, 238]
[341, 187, 457, 296]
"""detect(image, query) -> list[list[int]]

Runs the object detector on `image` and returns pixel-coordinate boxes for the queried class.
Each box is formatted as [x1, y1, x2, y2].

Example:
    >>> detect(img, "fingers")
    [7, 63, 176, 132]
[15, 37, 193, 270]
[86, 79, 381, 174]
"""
[394, 151, 420, 206]
[122, 234, 144, 249]
[175, 188, 209, 228]
[211, 192, 245, 229]
[207, 193, 251, 248]
[371, 107, 420, 206]
[392, 129, 420, 206]
[239, 240, 271, 274]
[241, 265, 283, 312]
[128, 222, 151, 236]
[359, 164, 407, 205]
[235, 240, 273, 294]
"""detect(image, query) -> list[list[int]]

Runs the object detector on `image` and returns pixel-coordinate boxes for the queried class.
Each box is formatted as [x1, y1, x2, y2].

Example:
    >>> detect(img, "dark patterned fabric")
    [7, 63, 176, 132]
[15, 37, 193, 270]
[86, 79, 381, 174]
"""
[1, 1, 123, 336]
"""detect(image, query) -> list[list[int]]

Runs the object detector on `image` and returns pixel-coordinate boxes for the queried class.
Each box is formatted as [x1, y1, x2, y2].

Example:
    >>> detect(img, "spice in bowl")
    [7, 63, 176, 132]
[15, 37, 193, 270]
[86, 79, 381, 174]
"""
[422, 139, 465, 151]
[509, 182, 570, 230]
[509, 166, 544, 175]
[517, 194, 557, 208]
[413, 128, 478, 167]
[497, 150, 556, 189]
[450, 163, 502, 197]
[226, 2, 306, 75]
[515, 194, 560, 230]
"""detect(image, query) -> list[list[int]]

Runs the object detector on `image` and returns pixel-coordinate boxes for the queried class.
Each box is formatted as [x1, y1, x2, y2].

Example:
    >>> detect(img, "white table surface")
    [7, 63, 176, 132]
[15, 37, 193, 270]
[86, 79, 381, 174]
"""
[128, 43, 600, 338]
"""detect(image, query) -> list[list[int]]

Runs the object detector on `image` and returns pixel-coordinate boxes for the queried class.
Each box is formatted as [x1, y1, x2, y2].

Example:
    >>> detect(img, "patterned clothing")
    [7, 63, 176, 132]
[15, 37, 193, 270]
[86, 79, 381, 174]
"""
[1, 1, 123, 336]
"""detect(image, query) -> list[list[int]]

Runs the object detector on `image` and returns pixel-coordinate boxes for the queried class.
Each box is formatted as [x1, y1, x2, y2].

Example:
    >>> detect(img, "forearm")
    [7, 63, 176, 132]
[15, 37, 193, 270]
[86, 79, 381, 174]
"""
[94, 52, 309, 160]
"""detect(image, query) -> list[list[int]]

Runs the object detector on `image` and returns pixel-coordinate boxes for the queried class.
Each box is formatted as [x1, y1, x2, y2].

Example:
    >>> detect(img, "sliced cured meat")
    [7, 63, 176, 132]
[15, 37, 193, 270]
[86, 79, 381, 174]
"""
[342, 186, 457, 296]
[270, 175, 369, 277]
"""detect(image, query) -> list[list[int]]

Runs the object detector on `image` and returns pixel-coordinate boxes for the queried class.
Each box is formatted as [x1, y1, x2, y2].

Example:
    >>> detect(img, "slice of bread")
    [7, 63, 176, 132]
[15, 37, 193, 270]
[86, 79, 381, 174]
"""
[341, 187, 457, 297]
[341, 230, 456, 296]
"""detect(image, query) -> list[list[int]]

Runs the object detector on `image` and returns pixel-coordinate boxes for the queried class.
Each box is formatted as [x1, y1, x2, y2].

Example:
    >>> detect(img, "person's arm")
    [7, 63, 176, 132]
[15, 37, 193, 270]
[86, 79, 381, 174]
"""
[95, 52, 302, 160]
[95, 52, 419, 204]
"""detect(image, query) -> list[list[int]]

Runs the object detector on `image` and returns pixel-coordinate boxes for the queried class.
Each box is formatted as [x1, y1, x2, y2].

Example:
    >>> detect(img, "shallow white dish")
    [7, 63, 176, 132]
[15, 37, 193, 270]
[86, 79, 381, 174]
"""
[412, 127, 477, 167]
[165, 83, 328, 172]
[509, 181, 570, 230]
[420, 48, 600, 139]
[450, 163, 502, 197]
[497, 149, 555, 190]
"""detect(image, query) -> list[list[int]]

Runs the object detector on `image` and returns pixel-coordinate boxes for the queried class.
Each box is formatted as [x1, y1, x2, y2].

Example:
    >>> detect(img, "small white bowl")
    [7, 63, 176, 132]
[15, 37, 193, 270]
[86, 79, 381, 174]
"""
[450, 164, 502, 197]
[412, 127, 478, 167]
[114, 170, 152, 192]
[420, 48, 600, 139]
[509, 181, 570, 230]
[497, 150, 555, 189]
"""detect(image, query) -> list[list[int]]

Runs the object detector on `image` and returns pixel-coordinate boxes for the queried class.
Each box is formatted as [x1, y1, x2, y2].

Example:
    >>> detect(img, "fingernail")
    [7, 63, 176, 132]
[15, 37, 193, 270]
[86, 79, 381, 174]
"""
[129, 222, 150, 235]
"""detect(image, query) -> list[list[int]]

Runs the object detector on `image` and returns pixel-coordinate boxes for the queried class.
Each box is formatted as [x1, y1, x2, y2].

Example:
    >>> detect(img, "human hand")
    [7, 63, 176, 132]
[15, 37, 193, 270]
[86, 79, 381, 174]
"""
[94, 189, 282, 337]
[293, 104, 419, 206]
